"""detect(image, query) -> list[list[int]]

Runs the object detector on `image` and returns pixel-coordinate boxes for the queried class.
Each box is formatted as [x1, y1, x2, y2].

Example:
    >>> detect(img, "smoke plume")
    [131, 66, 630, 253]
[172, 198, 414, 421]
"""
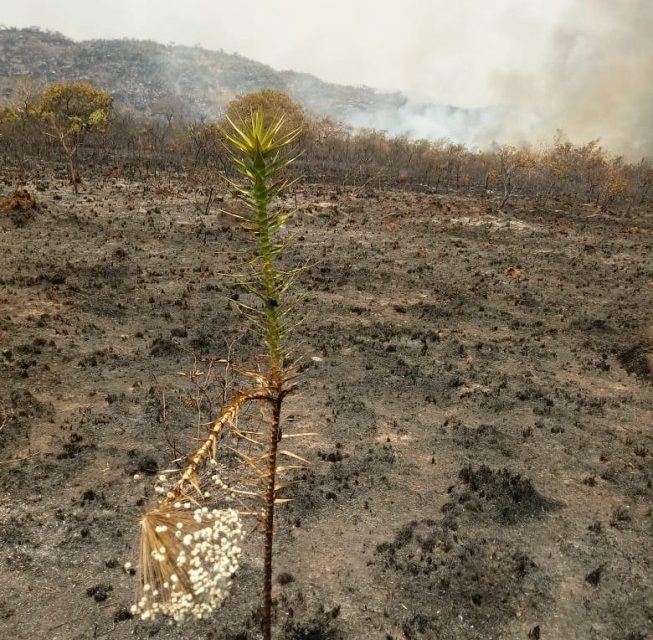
[491, 0, 653, 157]
[347, 0, 653, 158]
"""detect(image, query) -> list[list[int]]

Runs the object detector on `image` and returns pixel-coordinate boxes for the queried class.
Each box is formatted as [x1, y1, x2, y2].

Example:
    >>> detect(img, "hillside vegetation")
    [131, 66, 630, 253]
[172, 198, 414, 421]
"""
[0, 27, 407, 122]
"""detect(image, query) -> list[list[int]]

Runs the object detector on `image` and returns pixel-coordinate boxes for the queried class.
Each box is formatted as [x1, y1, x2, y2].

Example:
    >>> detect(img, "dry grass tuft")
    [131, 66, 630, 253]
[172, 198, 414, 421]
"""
[0, 189, 37, 212]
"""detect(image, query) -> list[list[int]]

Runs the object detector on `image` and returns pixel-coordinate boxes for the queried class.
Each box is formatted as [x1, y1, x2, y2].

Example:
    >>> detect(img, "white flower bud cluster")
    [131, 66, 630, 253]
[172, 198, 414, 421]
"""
[154, 474, 174, 499]
[132, 507, 243, 623]
[211, 472, 236, 501]
[152, 467, 236, 504]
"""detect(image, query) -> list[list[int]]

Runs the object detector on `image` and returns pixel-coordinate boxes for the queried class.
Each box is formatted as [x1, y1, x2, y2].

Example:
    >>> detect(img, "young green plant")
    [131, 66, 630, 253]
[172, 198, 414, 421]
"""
[223, 107, 303, 639]
[131, 108, 306, 640]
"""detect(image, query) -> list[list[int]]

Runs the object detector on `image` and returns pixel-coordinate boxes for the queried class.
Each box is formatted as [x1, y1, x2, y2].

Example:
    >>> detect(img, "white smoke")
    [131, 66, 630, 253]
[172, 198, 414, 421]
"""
[344, 0, 653, 157]
[346, 102, 542, 149]
[492, 0, 653, 157]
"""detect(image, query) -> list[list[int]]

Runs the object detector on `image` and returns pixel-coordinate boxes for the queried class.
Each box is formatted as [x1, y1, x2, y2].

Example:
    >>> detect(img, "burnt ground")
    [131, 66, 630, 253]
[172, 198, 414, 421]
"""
[0, 172, 651, 640]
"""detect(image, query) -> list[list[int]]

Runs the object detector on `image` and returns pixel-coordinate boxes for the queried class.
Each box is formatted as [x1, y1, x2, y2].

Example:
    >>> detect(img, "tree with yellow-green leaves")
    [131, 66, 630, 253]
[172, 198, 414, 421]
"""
[39, 81, 112, 193]
[225, 89, 307, 141]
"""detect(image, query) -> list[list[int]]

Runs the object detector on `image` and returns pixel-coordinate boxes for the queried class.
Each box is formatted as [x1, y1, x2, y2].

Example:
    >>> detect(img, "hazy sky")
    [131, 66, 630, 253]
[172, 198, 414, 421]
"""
[3, 0, 652, 154]
[3, 0, 569, 106]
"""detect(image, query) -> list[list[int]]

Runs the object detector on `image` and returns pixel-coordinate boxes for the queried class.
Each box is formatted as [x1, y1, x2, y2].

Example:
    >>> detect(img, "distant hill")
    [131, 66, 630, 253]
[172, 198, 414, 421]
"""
[0, 27, 517, 145]
[0, 27, 412, 123]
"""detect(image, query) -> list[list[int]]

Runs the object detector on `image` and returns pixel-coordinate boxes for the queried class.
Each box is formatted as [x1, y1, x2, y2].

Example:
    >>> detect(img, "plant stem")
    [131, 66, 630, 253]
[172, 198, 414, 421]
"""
[165, 389, 270, 503]
[252, 155, 282, 381]
[222, 108, 301, 639]
[252, 138, 286, 640]
[262, 391, 283, 640]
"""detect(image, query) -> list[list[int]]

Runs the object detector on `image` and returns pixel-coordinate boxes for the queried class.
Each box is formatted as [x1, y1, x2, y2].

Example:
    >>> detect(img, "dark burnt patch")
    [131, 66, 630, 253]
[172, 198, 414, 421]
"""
[451, 465, 563, 523]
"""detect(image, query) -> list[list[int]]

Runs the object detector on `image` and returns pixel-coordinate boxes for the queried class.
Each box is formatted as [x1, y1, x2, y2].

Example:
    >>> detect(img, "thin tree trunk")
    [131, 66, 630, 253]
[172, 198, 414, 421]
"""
[68, 153, 78, 195]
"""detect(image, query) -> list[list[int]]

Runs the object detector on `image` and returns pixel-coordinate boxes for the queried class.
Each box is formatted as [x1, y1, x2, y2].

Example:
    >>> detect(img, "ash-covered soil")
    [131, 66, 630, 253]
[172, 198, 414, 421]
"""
[0, 172, 651, 640]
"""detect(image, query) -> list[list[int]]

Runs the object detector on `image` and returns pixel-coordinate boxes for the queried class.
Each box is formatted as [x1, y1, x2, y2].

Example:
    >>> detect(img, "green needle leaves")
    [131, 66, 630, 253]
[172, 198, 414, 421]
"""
[223, 108, 302, 381]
